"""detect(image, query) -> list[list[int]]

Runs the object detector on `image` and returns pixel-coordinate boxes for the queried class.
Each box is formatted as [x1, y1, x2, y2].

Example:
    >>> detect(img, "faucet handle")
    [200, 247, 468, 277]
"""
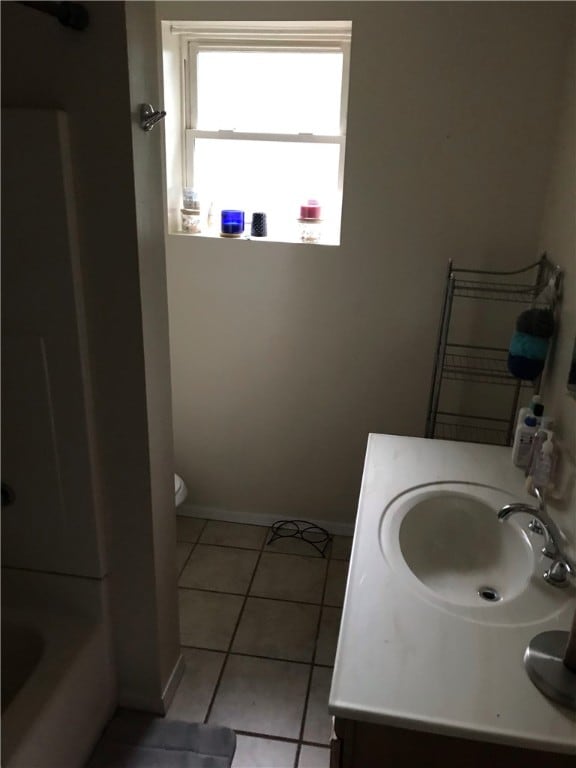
[528, 517, 558, 560]
[544, 560, 571, 588]
[528, 518, 557, 558]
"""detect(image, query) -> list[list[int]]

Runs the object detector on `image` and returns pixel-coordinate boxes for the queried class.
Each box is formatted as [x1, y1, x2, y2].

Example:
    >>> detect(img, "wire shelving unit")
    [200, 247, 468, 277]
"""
[425, 254, 562, 447]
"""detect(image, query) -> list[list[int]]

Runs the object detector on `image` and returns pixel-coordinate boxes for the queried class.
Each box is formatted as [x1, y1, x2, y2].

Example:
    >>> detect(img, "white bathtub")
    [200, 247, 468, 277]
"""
[2, 621, 44, 714]
[1, 571, 115, 768]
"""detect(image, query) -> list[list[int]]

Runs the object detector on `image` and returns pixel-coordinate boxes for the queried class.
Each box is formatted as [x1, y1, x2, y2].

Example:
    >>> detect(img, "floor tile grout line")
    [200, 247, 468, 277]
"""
[176, 584, 336, 607]
[177, 539, 199, 575]
[176, 523, 208, 578]
[178, 549, 260, 596]
[177, 542, 197, 578]
[178, 533, 351, 560]
[178, 645, 335, 668]
[232, 728, 332, 749]
[202, 522, 271, 727]
[293, 535, 334, 767]
[299, 740, 332, 749]
[176, 519, 262, 585]
[181, 541, 266, 553]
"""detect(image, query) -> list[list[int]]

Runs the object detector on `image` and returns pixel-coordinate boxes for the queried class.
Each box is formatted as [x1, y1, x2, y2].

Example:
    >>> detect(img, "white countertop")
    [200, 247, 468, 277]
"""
[329, 434, 576, 754]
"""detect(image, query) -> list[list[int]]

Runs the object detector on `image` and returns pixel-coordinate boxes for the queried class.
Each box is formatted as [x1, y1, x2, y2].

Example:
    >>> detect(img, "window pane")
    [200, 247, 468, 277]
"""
[193, 138, 341, 235]
[196, 51, 343, 134]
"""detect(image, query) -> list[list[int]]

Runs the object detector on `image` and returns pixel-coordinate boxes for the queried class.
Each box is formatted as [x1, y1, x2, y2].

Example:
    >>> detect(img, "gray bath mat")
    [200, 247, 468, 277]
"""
[86, 709, 236, 768]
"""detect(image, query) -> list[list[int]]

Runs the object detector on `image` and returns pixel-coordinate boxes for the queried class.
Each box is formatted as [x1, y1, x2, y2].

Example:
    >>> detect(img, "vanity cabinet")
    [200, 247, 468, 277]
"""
[331, 717, 574, 768]
[329, 435, 576, 764]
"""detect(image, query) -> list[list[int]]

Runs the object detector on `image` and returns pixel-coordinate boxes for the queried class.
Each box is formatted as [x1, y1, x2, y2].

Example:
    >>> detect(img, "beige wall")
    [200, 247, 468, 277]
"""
[538, 25, 576, 543]
[2, 1, 179, 713]
[162, 2, 574, 525]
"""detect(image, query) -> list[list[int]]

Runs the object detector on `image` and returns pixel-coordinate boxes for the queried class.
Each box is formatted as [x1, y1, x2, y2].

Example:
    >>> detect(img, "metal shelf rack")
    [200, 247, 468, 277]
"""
[433, 413, 511, 446]
[426, 254, 562, 447]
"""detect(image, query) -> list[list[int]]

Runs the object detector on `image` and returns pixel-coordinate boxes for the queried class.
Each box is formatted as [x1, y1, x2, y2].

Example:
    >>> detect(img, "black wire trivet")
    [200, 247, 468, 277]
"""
[267, 519, 332, 557]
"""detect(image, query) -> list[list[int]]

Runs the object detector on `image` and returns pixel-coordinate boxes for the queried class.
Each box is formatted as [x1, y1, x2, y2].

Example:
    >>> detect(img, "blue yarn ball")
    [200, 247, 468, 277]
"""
[508, 332, 550, 361]
[507, 354, 545, 381]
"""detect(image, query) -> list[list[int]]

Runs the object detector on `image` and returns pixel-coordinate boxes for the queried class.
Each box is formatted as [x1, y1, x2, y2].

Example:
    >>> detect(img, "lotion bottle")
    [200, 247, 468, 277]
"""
[512, 415, 538, 468]
[514, 394, 543, 433]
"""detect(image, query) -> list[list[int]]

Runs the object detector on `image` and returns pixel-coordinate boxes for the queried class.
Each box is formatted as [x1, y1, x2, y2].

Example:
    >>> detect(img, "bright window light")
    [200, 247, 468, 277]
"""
[197, 51, 343, 135]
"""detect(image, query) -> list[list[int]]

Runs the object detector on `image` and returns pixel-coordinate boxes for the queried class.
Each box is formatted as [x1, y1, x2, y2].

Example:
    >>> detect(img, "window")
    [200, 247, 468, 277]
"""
[170, 21, 351, 244]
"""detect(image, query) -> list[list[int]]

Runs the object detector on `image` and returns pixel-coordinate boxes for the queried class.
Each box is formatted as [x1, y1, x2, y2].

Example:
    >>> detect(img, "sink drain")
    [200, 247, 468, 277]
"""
[478, 586, 501, 602]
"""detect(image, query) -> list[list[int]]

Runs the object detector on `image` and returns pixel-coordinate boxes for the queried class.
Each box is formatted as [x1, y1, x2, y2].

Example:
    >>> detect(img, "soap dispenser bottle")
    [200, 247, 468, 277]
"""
[525, 417, 554, 476]
[527, 431, 557, 493]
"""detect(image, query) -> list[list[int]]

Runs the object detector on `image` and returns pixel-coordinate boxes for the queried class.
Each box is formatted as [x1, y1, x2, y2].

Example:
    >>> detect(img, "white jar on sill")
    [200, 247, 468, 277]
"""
[181, 207, 201, 234]
[298, 200, 322, 243]
[298, 217, 322, 243]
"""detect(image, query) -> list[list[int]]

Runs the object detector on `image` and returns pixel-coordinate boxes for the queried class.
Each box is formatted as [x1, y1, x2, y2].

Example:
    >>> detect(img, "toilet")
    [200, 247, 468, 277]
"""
[174, 473, 188, 507]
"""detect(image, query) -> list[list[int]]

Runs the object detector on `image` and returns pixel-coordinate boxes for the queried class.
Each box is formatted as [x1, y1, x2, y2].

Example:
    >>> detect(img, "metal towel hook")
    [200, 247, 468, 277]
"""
[139, 104, 166, 132]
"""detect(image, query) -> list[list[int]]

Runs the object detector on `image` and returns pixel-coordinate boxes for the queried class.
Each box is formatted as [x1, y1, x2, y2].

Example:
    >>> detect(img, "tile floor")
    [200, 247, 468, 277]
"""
[170, 517, 352, 768]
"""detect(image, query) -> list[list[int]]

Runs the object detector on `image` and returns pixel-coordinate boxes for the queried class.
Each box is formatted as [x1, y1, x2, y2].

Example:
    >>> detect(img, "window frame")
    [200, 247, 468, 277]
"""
[174, 23, 351, 225]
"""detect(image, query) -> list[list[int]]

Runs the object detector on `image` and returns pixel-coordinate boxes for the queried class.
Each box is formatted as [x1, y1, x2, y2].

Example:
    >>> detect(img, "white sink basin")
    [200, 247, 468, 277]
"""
[380, 482, 569, 625]
[398, 492, 533, 604]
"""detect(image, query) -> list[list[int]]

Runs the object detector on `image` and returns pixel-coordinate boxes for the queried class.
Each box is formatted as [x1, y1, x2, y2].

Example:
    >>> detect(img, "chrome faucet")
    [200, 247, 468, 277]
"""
[498, 487, 575, 588]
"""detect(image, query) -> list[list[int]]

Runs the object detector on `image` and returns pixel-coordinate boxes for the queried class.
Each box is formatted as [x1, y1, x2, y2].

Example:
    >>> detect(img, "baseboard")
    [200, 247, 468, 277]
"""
[177, 502, 356, 537]
[161, 652, 186, 714]
[118, 653, 186, 715]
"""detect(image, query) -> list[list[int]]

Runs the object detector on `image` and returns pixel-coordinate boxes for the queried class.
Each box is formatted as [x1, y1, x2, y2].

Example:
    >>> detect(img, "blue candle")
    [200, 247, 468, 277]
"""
[221, 210, 245, 235]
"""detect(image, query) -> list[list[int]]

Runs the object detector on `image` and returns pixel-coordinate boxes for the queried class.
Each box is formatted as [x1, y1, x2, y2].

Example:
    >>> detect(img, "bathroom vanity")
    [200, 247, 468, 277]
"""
[329, 435, 576, 767]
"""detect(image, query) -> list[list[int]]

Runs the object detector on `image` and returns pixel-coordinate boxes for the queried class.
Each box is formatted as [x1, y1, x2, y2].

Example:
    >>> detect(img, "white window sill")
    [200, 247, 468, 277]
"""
[168, 228, 340, 247]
